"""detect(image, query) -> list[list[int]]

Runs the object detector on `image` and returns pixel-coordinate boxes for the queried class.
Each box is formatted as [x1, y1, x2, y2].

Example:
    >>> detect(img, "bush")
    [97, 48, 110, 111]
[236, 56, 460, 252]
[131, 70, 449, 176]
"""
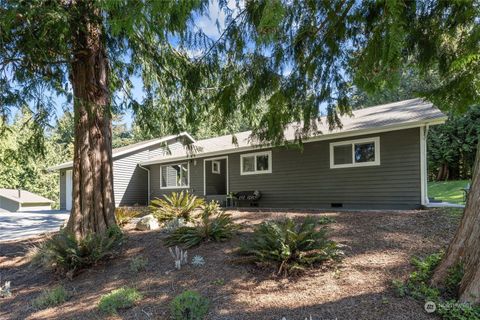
[393, 252, 480, 320]
[150, 191, 204, 222]
[32, 286, 69, 310]
[115, 208, 141, 226]
[239, 217, 341, 276]
[170, 290, 209, 320]
[31, 225, 123, 276]
[98, 287, 142, 315]
[164, 201, 237, 248]
[129, 256, 148, 273]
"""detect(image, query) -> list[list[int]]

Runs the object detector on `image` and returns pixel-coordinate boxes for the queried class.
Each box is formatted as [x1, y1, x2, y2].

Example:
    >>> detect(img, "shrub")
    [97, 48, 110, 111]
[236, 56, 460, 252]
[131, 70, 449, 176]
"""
[32, 286, 69, 310]
[129, 256, 148, 273]
[170, 290, 209, 320]
[163, 217, 187, 233]
[150, 191, 204, 222]
[98, 287, 142, 315]
[392, 252, 480, 320]
[164, 201, 237, 248]
[239, 217, 341, 276]
[31, 225, 123, 276]
[115, 208, 141, 226]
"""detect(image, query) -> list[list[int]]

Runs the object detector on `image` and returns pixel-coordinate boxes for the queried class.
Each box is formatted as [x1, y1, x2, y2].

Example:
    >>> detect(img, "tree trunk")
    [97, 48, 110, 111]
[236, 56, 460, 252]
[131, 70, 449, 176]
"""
[431, 140, 480, 304]
[65, 2, 116, 240]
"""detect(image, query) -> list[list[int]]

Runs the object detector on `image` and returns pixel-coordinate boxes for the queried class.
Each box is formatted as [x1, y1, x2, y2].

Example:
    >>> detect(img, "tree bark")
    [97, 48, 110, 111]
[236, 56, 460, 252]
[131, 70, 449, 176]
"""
[65, 2, 116, 240]
[432, 140, 480, 304]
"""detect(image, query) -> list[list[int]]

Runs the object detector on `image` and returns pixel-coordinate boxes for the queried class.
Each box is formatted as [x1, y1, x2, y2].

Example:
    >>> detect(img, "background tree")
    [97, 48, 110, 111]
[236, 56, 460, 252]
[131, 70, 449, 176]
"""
[1, 0, 479, 303]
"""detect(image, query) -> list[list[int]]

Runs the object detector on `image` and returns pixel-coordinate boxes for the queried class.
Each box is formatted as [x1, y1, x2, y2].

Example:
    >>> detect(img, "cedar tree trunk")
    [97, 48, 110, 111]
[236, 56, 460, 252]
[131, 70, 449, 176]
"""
[65, 3, 116, 239]
[431, 140, 480, 304]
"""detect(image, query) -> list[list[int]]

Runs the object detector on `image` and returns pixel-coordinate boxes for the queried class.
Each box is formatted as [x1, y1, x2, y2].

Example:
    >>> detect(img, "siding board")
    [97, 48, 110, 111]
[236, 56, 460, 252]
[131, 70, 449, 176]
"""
[149, 128, 422, 209]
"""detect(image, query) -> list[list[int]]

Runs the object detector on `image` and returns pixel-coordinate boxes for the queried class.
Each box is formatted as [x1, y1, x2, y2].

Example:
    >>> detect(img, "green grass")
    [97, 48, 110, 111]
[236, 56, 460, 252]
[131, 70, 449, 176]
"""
[428, 180, 470, 205]
[98, 287, 142, 315]
[32, 286, 70, 310]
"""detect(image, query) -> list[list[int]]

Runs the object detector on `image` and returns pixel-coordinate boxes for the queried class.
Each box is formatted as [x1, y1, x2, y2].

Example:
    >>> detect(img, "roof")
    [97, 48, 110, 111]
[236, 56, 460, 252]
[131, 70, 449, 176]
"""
[141, 98, 447, 165]
[49, 132, 195, 171]
[0, 189, 54, 204]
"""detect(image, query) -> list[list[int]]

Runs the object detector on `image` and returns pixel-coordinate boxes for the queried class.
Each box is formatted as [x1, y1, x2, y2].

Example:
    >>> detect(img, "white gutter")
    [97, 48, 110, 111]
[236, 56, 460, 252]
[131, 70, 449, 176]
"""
[138, 164, 151, 204]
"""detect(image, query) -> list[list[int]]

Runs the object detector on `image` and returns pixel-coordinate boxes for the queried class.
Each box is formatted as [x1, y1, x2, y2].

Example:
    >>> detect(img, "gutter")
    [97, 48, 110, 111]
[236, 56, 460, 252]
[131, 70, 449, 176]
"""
[138, 164, 151, 205]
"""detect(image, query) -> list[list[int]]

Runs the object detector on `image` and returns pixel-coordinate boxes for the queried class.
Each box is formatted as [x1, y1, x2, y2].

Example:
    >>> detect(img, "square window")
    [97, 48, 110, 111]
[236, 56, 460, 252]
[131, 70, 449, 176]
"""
[333, 145, 353, 165]
[256, 154, 269, 171]
[161, 163, 189, 188]
[242, 156, 255, 173]
[355, 142, 375, 163]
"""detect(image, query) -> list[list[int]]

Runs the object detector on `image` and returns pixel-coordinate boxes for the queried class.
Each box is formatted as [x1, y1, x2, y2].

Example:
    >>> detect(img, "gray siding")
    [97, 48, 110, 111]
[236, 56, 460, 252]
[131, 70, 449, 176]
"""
[58, 139, 189, 208]
[0, 196, 20, 212]
[60, 169, 66, 210]
[150, 128, 421, 209]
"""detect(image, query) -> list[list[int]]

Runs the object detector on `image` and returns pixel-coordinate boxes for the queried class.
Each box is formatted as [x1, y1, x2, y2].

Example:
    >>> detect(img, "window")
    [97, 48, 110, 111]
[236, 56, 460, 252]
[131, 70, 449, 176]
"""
[240, 151, 272, 175]
[330, 137, 380, 168]
[212, 160, 221, 174]
[161, 162, 189, 188]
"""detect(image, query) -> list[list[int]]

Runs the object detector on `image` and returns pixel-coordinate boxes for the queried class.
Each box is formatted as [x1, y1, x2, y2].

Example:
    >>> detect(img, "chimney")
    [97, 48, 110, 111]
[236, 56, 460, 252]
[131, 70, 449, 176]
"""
[18, 189, 21, 199]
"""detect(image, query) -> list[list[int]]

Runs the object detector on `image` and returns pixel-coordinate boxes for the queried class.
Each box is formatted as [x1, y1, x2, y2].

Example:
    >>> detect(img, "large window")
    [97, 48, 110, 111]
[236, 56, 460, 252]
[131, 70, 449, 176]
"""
[161, 162, 189, 188]
[240, 151, 272, 175]
[330, 137, 380, 168]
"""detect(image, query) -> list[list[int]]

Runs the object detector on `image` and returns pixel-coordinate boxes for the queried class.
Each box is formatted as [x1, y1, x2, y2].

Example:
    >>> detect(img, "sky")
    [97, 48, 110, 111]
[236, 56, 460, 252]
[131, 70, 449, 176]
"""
[47, 0, 238, 129]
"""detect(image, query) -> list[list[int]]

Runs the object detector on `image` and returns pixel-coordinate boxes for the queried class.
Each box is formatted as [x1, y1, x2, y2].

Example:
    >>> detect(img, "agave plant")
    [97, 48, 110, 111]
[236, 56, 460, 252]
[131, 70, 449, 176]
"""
[239, 217, 340, 276]
[164, 201, 238, 248]
[150, 191, 204, 222]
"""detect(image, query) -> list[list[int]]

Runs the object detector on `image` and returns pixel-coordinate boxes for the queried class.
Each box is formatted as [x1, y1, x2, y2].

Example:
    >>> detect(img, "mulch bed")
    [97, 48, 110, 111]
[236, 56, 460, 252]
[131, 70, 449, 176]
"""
[0, 209, 460, 320]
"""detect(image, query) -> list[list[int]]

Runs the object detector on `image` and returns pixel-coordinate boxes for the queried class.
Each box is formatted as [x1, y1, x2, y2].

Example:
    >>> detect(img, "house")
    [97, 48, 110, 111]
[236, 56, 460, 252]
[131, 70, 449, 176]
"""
[0, 189, 54, 212]
[50, 133, 195, 210]
[53, 98, 447, 210]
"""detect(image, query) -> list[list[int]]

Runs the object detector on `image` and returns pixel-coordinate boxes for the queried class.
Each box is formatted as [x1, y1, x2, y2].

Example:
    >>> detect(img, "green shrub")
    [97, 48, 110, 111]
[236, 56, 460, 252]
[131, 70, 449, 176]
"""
[392, 252, 480, 320]
[170, 290, 209, 320]
[239, 217, 341, 276]
[115, 208, 141, 226]
[32, 286, 69, 310]
[98, 287, 142, 315]
[150, 191, 204, 222]
[129, 256, 148, 273]
[164, 201, 238, 248]
[437, 301, 480, 320]
[31, 225, 123, 276]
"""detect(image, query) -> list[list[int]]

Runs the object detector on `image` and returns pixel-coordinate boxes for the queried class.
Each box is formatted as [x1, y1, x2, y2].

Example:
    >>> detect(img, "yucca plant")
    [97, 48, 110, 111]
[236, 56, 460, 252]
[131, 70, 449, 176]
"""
[239, 217, 340, 276]
[150, 191, 204, 222]
[164, 201, 238, 248]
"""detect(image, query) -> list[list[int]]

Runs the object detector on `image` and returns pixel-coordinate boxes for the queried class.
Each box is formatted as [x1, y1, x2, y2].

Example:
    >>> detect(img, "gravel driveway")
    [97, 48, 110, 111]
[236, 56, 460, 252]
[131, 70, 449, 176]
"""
[0, 210, 69, 242]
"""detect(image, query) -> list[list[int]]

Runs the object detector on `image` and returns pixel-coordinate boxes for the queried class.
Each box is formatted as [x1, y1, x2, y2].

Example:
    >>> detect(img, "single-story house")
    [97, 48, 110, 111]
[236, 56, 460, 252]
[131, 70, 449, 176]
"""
[53, 98, 447, 210]
[0, 189, 54, 212]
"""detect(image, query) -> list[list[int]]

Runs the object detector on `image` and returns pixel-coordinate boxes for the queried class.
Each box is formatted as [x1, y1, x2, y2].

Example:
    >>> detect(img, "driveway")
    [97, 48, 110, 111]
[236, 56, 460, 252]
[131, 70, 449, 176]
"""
[0, 210, 70, 242]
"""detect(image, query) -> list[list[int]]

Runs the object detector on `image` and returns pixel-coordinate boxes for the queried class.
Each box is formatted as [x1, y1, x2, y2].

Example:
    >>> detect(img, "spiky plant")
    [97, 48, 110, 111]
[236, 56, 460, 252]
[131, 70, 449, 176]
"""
[239, 217, 340, 276]
[164, 201, 238, 248]
[150, 191, 204, 222]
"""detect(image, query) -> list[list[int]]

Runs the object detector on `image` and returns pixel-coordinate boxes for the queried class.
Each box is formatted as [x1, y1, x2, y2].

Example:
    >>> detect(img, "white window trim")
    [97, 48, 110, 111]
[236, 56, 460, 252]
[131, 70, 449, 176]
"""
[160, 162, 190, 189]
[240, 151, 272, 175]
[330, 137, 380, 169]
[212, 160, 221, 174]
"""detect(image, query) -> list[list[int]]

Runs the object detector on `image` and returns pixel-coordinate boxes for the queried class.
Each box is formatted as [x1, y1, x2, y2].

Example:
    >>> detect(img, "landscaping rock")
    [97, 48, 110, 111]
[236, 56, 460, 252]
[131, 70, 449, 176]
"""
[135, 214, 159, 231]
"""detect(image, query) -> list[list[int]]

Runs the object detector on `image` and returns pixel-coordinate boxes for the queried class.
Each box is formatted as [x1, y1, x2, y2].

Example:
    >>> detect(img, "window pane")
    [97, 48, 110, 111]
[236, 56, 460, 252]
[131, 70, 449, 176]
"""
[161, 167, 167, 187]
[333, 145, 353, 165]
[256, 154, 269, 171]
[242, 156, 255, 172]
[355, 142, 375, 163]
[179, 164, 189, 186]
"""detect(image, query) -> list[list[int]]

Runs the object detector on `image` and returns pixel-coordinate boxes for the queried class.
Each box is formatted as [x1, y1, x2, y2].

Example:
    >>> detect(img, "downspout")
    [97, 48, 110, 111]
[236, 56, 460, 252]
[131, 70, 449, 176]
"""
[138, 164, 151, 205]
[425, 124, 430, 205]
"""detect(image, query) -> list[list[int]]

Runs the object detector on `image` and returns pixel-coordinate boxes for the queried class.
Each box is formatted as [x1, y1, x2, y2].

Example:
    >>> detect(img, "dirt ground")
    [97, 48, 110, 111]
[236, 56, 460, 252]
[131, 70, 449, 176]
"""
[0, 209, 460, 320]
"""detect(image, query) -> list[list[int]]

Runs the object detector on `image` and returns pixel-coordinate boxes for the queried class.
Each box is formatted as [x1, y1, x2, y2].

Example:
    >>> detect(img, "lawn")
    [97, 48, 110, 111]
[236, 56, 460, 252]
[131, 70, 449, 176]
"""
[428, 179, 470, 204]
[0, 209, 460, 320]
